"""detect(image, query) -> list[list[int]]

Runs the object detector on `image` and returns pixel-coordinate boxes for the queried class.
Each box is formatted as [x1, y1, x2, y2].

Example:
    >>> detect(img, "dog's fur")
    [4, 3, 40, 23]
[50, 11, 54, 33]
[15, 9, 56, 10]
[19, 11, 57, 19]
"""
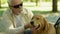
[30, 15, 56, 34]
[56, 27, 60, 34]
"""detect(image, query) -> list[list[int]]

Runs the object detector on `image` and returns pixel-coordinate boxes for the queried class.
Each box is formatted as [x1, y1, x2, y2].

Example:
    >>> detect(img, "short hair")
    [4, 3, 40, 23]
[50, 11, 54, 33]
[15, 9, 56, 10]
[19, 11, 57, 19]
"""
[7, 0, 13, 5]
[7, 0, 23, 6]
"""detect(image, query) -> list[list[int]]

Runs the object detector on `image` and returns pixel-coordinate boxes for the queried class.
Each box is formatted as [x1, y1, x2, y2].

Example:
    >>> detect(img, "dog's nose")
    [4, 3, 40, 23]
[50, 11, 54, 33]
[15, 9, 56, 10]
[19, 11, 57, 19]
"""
[30, 21, 34, 26]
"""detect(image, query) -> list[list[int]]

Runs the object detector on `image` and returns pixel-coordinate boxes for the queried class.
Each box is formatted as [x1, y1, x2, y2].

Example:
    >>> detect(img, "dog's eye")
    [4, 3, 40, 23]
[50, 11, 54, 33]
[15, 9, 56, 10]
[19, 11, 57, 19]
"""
[36, 18, 39, 20]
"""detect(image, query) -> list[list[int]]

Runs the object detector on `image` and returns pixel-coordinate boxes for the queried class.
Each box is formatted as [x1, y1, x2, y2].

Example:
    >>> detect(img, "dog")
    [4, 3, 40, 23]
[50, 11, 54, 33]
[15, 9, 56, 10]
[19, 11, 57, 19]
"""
[30, 15, 56, 34]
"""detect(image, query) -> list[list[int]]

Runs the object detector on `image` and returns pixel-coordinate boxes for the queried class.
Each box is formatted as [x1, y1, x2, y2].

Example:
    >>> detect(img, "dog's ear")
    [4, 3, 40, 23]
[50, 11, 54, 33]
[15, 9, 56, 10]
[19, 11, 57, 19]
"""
[43, 18, 47, 24]
[43, 18, 49, 31]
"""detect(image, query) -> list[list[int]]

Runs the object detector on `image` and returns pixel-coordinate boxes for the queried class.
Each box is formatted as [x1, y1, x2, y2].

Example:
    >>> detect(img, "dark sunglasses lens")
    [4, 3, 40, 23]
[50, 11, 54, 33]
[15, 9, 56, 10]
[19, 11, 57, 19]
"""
[13, 3, 22, 8]
[13, 5, 19, 8]
[20, 3, 22, 6]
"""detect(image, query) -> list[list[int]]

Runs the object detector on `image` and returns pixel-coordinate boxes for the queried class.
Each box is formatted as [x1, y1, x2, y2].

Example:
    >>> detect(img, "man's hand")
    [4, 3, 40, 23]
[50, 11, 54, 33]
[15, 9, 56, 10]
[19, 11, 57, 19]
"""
[24, 23, 40, 32]
[24, 23, 32, 29]
[30, 27, 36, 32]
[24, 24, 36, 32]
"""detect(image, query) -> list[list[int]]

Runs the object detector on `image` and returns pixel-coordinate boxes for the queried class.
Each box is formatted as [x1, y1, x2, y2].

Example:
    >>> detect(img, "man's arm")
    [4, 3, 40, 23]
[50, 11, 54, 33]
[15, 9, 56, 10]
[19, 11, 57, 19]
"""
[5, 25, 25, 34]
[27, 9, 33, 19]
[2, 11, 25, 34]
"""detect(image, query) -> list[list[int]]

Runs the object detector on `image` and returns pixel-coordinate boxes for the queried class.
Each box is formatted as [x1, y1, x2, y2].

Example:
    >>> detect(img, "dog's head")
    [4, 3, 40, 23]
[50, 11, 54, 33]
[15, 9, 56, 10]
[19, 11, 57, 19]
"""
[30, 15, 49, 31]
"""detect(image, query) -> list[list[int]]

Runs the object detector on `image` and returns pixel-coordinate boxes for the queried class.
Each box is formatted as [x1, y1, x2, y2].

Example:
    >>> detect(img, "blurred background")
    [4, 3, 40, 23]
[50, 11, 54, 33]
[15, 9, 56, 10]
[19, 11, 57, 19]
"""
[0, 0, 60, 26]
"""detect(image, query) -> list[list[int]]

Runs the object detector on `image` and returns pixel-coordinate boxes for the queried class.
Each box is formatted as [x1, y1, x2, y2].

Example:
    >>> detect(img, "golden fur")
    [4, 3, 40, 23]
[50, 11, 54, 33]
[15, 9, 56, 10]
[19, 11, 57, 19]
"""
[30, 15, 56, 34]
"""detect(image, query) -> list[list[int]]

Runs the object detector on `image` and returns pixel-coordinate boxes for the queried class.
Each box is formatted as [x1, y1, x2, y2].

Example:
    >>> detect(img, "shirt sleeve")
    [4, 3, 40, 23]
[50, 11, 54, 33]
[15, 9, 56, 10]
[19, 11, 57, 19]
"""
[27, 9, 33, 22]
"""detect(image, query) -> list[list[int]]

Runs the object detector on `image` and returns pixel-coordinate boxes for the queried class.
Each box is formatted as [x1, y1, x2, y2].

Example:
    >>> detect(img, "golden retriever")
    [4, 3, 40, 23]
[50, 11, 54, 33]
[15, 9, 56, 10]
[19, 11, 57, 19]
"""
[30, 15, 56, 34]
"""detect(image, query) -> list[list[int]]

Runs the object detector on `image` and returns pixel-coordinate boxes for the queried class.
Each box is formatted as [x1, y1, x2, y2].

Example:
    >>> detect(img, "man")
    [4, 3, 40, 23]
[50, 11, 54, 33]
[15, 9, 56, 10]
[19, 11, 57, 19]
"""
[2, 0, 34, 34]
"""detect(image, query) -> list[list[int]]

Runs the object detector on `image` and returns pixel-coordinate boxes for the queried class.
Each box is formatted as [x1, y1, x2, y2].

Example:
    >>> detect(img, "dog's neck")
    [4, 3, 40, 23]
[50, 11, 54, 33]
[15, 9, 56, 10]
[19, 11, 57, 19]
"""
[40, 22, 49, 32]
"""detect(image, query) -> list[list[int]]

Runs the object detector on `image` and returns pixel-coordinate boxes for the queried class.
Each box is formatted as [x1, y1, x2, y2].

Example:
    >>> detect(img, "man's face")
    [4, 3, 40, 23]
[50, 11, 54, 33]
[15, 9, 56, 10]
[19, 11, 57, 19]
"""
[9, 0, 23, 15]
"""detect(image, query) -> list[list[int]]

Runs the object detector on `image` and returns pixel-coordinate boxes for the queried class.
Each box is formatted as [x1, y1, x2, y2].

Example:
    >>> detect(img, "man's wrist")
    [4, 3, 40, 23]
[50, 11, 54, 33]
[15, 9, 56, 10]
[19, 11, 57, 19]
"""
[24, 26, 26, 29]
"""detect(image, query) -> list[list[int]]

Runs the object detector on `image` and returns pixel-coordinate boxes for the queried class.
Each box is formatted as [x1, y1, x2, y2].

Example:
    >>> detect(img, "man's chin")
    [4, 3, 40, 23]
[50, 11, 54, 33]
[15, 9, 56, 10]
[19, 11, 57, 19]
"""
[14, 13, 20, 15]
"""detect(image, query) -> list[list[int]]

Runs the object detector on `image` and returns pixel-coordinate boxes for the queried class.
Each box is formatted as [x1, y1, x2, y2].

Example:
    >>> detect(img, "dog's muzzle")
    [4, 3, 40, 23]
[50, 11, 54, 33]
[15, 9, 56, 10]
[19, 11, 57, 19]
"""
[30, 21, 35, 27]
[30, 21, 40, 30]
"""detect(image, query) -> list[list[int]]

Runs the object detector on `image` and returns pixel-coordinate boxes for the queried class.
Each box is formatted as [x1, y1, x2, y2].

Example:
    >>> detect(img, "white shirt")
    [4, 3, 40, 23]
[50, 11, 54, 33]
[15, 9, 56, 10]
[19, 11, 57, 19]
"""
[15, 15, 23, 27]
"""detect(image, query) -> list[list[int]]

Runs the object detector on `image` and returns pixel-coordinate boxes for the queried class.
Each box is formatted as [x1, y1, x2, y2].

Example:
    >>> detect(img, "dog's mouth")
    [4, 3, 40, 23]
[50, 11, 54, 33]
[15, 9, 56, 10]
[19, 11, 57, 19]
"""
[30, 21, 40, 30]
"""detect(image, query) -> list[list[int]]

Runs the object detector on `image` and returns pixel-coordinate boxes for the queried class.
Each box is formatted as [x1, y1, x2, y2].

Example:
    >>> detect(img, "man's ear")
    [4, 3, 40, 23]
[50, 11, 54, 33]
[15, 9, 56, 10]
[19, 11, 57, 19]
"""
[9, 6, 12, 9]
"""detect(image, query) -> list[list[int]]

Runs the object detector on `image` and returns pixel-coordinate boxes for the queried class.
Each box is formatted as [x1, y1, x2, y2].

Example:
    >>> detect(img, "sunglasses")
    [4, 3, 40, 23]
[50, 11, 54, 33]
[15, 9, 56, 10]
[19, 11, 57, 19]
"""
[11, 3, 23, 8]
